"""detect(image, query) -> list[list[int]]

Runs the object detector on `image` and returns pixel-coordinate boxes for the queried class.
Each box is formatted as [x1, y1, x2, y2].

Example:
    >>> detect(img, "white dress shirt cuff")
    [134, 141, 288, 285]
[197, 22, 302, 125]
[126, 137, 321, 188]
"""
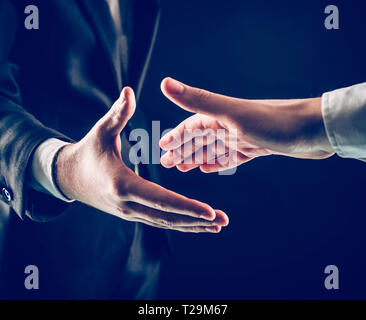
[31, 138, 75, 202]
[322, 82, 366, 161]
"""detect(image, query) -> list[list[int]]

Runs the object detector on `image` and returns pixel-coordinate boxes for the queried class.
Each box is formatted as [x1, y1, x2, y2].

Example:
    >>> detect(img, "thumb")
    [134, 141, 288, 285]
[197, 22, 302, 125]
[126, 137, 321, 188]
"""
[161, 77, 237, 118]
[100, 86, 136, 137]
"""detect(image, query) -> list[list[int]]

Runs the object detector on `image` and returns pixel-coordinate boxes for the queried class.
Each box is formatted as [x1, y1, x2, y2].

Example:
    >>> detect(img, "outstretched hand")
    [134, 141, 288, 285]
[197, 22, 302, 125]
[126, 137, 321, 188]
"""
[160, 78, 334, 173]
[56, 87, 229, 233]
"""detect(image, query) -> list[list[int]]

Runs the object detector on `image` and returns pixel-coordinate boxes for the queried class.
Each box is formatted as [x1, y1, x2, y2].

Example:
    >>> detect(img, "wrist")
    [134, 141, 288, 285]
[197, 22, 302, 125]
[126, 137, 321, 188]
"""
[54, 143, 79, 201]
[291, 97, 335, 156]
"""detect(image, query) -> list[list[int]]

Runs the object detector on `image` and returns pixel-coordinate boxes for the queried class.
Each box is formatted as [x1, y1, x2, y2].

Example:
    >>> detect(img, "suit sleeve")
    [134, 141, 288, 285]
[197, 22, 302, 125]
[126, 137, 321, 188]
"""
[0, 0, 73, 222]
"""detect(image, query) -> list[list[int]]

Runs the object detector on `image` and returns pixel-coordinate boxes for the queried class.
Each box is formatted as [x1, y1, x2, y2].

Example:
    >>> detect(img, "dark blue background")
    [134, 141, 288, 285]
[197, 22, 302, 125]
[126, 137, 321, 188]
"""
[138, 0, 366, 299]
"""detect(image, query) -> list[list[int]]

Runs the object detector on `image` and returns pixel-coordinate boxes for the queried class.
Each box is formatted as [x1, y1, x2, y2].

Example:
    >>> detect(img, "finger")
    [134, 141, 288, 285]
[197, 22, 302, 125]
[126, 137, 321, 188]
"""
[99, 87, 136, 137]
[161, 135, 222, 168]
[200, 151, 253, 173]
[129, 217, 222, 233]
[128, 176, 218, 220]
[175, 140, 229, 172]
[160, 150, 176, 168]
[124, 202, 229, 227]
[160, 114, 227, 151]
[160, 77, 242, 118]
[160, 136, 215, 168]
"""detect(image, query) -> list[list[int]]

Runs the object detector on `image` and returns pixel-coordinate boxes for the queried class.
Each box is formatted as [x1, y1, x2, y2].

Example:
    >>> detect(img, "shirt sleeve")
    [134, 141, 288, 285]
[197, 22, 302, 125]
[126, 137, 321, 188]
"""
[322, 82, 366, 161]
[29, 138, 75, 203]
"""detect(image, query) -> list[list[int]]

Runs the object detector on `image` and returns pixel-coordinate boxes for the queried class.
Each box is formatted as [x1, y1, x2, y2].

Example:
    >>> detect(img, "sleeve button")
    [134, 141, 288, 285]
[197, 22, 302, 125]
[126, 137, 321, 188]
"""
[2, 188, 12, 202]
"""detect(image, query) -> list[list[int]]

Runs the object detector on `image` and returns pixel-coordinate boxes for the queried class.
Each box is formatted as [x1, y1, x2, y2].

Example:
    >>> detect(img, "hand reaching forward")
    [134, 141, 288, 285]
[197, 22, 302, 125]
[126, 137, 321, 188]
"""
[160, 78, 335, 173]
[55, 87, 228, 233]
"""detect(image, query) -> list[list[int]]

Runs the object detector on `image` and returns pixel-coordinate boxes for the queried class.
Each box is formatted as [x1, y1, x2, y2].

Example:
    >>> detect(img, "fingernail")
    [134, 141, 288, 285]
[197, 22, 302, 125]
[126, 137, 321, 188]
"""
[165, 78, 184, 95]
[120, 87, 127, 103]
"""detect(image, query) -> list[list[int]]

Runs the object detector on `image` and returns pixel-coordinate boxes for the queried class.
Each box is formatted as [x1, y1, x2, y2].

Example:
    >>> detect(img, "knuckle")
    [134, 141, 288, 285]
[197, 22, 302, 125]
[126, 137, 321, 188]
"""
[193, 88, 211, 104]
[187, 227, 201, 234]
[156, 218, 173, 228]
[157, 224, 170, 230]
[117, 207, 132, 217]
[193, 227, 203, 233]
[152, 201, 168, 212]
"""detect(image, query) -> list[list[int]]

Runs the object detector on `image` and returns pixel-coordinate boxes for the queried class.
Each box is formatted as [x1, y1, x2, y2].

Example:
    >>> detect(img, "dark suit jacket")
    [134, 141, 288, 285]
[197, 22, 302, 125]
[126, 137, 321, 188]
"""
[0, 0, 167, 299]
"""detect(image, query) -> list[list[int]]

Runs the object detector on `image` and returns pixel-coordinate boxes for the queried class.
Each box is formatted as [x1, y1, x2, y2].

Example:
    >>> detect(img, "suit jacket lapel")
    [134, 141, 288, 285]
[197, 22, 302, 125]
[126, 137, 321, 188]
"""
[127, 0, 160, 182]
[76, 0, 122, 90]
[129, 0, 160, 101]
